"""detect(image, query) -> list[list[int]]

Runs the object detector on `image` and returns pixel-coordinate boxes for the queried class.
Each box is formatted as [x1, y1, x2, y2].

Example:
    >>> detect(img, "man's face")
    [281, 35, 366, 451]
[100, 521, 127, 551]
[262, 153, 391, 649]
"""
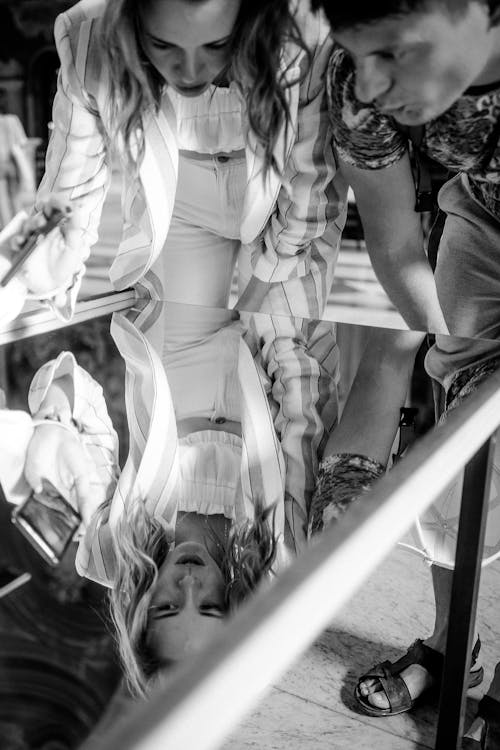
[333, 3, 497, 125]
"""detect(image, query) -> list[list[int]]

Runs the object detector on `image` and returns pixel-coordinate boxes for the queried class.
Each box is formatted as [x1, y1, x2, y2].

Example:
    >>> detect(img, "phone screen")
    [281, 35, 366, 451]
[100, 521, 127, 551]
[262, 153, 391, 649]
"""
[12, 493, 81, 566]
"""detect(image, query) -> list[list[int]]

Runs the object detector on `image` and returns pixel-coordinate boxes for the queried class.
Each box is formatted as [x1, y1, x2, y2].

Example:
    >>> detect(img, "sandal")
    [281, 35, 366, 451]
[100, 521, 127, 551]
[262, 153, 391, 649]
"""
[463, 696, 500, 750]
[354, 637, 484, 717]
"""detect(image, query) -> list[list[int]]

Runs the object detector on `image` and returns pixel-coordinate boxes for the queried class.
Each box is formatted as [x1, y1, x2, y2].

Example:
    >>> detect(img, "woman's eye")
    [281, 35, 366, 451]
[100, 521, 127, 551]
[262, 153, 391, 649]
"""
[152, 42, 175, 51]
[199, 604, 224, 618]
[151, 603, 178, 618]
[205, 39, 230, 51]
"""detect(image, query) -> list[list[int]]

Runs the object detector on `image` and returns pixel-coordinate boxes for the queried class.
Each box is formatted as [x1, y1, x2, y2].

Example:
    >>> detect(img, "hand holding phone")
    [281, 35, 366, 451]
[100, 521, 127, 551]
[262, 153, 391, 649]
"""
[0, 197, 83, 297]
[0, 208, 67, 288]
[24, 420, 98, 526]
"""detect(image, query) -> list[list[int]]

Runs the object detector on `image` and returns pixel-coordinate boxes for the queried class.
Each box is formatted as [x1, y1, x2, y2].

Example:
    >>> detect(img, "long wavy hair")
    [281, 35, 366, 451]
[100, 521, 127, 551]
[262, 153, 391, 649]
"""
[108, 499, 278, 698]
[99, 0, 308, 175]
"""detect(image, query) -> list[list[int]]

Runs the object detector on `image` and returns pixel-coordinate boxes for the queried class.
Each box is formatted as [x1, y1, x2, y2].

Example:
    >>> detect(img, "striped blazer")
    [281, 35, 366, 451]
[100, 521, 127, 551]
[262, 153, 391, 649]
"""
[36, 0, 347, 298]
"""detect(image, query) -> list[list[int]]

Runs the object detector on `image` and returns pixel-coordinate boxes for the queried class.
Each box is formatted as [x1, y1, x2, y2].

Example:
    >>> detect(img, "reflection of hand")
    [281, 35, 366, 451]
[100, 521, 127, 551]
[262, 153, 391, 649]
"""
[24, 422, 98, 527]
[13, 197, 84, 297]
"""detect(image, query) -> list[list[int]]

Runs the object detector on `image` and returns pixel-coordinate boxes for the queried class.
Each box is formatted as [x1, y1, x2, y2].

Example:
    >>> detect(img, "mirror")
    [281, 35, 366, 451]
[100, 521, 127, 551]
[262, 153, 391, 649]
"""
[1, 302, 499, 748]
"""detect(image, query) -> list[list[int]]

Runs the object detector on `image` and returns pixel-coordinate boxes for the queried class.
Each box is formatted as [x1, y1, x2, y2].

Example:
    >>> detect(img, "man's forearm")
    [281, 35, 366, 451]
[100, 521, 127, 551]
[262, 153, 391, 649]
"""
[369, 243, 449, 335]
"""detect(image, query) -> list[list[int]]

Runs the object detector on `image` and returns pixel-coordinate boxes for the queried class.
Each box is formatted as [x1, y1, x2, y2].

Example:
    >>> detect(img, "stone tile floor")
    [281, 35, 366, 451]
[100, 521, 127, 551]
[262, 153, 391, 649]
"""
[223, 545, 499, 749]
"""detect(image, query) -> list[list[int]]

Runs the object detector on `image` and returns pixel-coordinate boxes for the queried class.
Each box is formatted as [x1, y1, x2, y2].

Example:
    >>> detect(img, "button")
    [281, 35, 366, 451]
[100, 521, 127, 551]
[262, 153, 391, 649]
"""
[214, 416, 226, 424]
[217, 155, 229, 163]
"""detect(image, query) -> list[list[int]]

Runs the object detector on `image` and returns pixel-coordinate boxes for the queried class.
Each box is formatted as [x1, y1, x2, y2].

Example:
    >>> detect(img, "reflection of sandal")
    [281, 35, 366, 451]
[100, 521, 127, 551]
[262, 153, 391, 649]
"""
[463, 696, 500, 750]
[354, 638, 484, 717]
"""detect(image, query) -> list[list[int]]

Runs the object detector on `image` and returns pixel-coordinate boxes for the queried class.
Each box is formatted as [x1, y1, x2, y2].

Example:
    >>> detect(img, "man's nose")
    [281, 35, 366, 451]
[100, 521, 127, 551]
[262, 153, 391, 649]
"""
[355, 58, 392, 104]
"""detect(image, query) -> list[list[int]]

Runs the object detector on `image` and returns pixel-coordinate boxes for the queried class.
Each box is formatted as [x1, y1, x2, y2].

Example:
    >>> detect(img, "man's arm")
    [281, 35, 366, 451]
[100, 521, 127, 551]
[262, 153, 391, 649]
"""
[324, 328, 425, 465]
[341, 154, 449, 335]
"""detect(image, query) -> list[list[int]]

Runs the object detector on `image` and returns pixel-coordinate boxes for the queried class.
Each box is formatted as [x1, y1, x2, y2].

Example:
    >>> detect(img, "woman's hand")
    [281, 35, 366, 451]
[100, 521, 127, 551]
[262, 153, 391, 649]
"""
[24, 422, 98, 527]
[8, 196, 84, 297]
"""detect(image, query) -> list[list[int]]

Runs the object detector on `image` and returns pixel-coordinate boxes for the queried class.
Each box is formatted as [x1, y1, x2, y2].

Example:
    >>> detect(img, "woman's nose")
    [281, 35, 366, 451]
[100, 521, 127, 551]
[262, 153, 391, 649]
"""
[177, 51, 205, 84]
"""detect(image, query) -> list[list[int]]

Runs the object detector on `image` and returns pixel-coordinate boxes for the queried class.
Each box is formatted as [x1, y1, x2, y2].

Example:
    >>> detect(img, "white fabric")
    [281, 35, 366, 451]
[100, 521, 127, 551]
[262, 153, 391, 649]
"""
[403, 429, 500, 569]
[177, 431, 243, 519]
[162, 306, 243, 421]
[142, 152, 246, 308]
[168, 84, 245, 154]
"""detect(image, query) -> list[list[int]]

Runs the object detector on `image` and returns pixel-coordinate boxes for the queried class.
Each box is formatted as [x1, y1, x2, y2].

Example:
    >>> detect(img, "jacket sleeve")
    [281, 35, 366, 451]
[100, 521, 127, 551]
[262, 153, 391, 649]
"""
[34, 13, 112, 317]
[252, 20, 347, 284]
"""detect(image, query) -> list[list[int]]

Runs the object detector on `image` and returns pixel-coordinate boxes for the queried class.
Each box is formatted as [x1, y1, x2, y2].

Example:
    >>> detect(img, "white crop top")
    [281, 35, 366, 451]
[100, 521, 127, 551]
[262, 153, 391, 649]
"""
[167, 83, 246, 154]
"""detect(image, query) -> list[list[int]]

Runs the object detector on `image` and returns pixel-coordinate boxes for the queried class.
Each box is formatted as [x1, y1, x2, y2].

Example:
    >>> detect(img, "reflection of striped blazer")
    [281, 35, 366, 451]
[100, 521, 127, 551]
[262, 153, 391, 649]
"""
[36, 0, 347, 305]
[76, 311, 289, 587]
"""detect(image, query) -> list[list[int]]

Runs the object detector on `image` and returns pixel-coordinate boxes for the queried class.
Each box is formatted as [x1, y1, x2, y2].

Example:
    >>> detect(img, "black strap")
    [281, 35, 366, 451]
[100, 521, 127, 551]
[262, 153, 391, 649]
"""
[392, 407, 419, 464]
[398, 125, 435, 213]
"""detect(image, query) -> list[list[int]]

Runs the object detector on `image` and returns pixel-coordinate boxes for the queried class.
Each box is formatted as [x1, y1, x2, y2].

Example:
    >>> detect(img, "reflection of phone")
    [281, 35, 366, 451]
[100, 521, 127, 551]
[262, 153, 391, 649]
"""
[11, 492, 81, 566]
[0, 210, 66, 288]
[0, 569, 31, 599]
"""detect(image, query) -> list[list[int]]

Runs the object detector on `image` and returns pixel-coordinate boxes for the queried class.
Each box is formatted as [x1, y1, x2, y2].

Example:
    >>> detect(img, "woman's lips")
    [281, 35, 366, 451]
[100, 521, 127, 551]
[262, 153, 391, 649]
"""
[174, 83, 208, 97]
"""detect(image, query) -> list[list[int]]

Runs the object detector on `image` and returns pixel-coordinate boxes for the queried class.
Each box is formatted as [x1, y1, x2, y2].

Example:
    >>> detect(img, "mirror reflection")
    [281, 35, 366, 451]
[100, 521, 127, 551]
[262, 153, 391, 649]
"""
[1, 303, 500, 748]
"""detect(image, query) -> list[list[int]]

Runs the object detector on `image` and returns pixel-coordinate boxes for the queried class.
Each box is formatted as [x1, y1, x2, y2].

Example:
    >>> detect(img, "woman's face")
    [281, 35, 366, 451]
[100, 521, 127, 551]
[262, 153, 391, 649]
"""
[149, 541, 227, 661]
[140, 0, 242, 97]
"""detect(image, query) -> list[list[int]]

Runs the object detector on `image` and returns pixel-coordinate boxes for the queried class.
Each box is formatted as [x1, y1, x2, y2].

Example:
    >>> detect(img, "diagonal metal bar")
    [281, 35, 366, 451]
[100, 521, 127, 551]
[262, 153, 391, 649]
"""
[82, 370, 500, 750]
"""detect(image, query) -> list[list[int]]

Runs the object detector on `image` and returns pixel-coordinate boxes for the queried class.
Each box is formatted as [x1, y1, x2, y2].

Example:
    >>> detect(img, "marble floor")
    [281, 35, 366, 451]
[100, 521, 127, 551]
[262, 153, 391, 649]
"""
[222, 543, 499, 750]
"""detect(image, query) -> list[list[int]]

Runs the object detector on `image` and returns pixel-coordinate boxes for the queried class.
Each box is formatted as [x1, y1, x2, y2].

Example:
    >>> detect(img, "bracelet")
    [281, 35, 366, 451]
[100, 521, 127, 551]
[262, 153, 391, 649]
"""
[308, 453, 386, 537]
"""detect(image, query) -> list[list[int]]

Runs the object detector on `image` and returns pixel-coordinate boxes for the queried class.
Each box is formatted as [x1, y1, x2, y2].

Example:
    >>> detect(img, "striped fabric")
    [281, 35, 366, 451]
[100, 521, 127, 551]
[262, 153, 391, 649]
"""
[35, 0, 347, 319]
[76, 309, 289, 587]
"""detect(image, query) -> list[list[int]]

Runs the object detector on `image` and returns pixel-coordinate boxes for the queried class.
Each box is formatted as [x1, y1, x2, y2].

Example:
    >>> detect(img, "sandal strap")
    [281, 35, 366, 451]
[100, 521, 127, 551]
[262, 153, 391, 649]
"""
[388, 639, 443, 683]
[471, 636, 482, 668]
[378, 672, 412, 713]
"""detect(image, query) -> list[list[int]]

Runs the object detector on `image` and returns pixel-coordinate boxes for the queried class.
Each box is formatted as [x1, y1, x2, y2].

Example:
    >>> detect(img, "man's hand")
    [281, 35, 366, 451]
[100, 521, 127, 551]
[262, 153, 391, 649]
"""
[24, 422, 99, 527]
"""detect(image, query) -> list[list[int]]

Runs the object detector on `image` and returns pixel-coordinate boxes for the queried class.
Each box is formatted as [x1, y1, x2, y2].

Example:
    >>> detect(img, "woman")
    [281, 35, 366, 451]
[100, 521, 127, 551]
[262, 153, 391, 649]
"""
[18, 0, 346, 322]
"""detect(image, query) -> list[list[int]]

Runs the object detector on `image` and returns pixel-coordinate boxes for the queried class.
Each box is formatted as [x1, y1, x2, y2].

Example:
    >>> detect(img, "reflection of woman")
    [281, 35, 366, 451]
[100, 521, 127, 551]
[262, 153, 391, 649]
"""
[31, 0, 345, 319]
[4, 302, 336, 696]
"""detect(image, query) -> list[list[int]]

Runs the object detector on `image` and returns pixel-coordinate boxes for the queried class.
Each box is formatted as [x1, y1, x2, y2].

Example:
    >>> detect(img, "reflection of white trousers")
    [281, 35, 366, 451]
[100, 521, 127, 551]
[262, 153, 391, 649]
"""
[139, 150, 340, 552]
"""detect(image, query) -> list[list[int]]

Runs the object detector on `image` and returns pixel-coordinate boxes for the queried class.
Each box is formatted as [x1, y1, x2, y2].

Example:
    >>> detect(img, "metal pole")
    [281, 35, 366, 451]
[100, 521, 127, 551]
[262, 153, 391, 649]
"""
[435, 434, 495, 749]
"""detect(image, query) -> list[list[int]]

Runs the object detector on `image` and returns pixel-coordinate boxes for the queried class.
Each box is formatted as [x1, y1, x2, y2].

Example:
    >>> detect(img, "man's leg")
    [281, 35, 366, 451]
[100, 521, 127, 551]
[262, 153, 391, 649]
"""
[361, 174, 500, 711]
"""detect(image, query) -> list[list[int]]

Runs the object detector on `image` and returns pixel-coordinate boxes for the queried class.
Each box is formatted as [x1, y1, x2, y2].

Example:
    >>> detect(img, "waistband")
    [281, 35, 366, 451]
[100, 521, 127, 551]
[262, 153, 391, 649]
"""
[178, 148, 246, 163]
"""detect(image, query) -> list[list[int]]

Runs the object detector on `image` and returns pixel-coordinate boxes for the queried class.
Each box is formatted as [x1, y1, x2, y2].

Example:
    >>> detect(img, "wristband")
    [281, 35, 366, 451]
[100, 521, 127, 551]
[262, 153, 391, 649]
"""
[308, 453, 386, 537]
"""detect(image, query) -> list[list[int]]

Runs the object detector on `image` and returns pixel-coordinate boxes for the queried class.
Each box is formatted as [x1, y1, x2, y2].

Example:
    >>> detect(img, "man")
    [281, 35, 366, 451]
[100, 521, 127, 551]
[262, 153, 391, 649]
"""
[312, 0, 500, 745]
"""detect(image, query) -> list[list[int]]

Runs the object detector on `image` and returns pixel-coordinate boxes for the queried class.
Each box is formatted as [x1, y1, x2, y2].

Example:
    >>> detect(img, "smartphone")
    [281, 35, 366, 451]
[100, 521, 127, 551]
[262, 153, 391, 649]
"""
[0, 209, 67, 288]
[11, 491, 81, 566]
[0, 569, 31, 599]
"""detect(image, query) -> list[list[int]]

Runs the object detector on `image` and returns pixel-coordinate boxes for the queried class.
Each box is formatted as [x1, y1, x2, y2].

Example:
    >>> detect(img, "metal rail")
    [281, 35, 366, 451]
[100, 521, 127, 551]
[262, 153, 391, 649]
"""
[0, 290, 136, 345]
[82, 368, 500, 750]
